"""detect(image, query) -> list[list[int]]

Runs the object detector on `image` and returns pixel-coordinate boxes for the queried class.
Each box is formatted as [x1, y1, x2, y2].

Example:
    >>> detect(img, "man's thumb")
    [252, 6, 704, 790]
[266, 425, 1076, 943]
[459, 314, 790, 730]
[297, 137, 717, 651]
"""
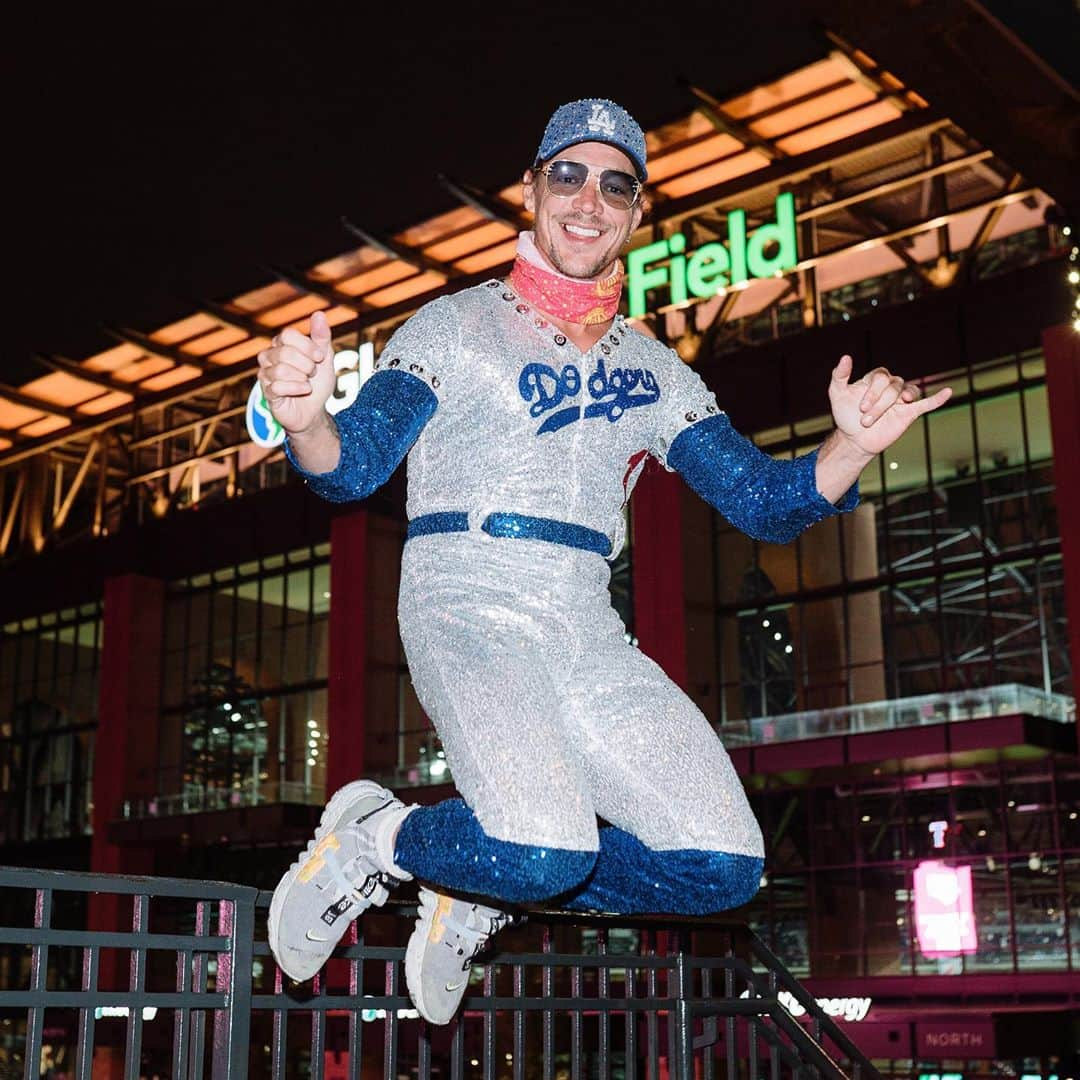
[310, 309, 332, 348]
[831, 353, 853, 384]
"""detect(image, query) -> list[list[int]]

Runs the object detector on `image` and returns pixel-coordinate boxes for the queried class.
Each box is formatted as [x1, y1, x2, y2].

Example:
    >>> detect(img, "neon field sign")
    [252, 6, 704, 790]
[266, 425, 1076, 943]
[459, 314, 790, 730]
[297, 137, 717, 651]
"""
[913, 861, 977, 957]
[625, 192, 798, 318]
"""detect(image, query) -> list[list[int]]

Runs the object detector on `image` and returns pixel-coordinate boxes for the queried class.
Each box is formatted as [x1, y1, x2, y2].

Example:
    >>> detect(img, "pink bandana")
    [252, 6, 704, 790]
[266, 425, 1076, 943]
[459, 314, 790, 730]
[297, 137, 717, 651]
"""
[508, 232, 624, 326]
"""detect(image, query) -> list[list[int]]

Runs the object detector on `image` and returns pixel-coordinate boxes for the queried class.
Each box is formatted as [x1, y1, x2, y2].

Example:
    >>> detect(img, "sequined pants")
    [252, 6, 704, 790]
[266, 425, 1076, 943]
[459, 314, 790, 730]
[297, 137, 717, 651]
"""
[393, 531, 764, 913]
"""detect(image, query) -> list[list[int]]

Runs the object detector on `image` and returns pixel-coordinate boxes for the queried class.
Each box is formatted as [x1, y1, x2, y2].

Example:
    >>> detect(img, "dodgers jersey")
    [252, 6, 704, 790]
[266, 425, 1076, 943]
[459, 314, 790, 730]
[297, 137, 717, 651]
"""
[374, 280, 720, 557]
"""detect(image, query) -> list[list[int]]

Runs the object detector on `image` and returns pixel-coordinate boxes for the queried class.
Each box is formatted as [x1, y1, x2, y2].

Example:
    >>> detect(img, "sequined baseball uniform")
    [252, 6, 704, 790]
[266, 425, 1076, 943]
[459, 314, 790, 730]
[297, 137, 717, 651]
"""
[289, 278, 857, 912]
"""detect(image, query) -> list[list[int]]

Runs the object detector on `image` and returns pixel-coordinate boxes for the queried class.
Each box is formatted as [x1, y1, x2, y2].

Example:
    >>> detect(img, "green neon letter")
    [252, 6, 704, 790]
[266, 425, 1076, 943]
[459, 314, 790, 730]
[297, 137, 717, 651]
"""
[686, 243, 731, 297]
[727, 208, 748, 285]
[747, 192, 798, 279]
[668, 232, 688, 306]
[626, 237, 671, 318]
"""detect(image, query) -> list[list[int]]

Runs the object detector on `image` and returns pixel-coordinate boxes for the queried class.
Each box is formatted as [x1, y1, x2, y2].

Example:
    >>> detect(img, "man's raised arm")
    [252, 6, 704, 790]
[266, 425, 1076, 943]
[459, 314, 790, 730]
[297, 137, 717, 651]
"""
[258, 308, 443, 503]
[665, 353, 951, 544]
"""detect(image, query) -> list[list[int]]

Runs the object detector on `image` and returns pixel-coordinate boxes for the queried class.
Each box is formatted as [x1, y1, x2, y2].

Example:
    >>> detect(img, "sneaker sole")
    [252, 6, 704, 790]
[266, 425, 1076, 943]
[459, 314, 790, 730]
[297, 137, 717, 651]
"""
[405, 899, 449, 1025]
[268, 780, 393, 982]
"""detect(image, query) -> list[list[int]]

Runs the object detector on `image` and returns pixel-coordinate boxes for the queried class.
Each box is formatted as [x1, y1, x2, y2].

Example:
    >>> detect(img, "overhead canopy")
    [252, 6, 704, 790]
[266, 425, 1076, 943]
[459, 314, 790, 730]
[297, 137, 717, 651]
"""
[0, 48, 932, 458]
[0, 35, 1060, 558]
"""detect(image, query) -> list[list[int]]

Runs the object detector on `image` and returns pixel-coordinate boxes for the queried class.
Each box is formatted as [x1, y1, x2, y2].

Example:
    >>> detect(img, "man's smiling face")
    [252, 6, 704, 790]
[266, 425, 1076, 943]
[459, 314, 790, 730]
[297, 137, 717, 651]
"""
[522, 141, 643, 281]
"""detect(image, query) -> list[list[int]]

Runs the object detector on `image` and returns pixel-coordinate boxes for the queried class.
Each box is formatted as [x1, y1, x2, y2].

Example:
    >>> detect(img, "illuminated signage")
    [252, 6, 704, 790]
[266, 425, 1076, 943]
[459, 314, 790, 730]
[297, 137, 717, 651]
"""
[361, 1005, 420, 1022]
[913, 861, 977, 957]
[625, 193, 798, 318]
[246, 343, 374, 448]
[740, 989, 871, 1023]
[916, 1021, 996, 1057]
[94, 1006, 158, 1020]
[928, 820, 948, 849]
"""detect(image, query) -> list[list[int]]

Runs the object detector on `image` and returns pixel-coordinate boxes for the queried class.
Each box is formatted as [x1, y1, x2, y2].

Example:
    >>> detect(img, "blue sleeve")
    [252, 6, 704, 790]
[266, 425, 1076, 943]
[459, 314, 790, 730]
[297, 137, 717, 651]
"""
[284, 369, 437, 503]
[667, 413, 859, 544]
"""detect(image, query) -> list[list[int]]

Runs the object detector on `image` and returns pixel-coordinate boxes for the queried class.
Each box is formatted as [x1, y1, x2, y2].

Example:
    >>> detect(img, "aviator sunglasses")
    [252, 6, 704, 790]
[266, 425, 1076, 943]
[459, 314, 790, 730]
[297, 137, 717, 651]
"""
[540, 159, 642, 211]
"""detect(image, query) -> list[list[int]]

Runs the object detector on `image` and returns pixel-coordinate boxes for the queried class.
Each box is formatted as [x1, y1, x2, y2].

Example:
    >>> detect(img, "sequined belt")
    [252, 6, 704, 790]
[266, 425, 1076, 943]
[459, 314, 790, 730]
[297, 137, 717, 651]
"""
[406, 511, 613, 557]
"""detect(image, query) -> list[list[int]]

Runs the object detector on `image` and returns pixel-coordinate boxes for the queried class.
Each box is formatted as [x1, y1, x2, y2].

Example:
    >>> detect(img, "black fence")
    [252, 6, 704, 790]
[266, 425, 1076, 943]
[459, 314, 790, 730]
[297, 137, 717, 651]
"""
[0, 867, 879, 1080]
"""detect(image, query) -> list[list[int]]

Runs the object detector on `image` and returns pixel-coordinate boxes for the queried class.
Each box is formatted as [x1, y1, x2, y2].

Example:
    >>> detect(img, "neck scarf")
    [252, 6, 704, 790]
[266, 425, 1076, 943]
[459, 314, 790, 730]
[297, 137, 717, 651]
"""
[508, 231, 623, 326]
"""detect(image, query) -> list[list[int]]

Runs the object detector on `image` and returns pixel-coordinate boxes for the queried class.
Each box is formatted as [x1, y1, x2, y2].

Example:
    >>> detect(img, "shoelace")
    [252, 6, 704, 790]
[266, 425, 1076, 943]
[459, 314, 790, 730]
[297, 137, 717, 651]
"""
[440, 906, 513, 966]
[296, 822, 390, 907]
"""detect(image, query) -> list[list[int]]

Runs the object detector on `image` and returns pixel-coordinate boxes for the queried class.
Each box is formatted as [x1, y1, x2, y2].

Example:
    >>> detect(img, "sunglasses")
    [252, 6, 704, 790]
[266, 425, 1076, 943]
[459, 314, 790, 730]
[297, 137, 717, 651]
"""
[540, 159, 642, 211]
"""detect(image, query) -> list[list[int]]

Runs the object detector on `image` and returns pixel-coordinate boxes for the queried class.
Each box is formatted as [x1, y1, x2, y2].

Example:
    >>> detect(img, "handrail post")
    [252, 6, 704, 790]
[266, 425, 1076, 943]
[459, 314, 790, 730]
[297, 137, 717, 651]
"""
[211, 889, 256, 1079]
[672, 940, 695, 1080]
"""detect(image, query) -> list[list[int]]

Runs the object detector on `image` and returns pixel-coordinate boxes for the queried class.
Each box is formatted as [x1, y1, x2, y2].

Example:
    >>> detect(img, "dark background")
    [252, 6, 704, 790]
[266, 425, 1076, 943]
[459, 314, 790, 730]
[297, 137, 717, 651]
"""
[3, 1, 1077, 385]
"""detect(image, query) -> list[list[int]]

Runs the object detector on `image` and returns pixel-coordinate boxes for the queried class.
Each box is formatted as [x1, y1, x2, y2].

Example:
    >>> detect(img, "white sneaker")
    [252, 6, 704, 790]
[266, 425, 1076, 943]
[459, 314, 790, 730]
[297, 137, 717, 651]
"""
[405, 887, 513, 1025]
[268, 780, 414, 982]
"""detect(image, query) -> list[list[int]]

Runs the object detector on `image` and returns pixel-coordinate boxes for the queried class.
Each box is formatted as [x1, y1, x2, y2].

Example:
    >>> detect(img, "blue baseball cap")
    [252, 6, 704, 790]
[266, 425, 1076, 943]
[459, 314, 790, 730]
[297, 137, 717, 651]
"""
[534, 98, 648, 181]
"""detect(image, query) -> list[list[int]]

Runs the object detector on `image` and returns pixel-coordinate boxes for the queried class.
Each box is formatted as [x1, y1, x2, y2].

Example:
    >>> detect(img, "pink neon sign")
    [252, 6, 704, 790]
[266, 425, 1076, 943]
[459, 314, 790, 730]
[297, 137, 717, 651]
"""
[913, 861, 977, 957]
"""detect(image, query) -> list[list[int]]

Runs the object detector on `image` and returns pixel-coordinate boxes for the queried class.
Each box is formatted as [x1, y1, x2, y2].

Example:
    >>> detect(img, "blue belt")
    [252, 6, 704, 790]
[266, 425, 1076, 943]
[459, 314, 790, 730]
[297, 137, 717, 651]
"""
[406, 511, 613, 557]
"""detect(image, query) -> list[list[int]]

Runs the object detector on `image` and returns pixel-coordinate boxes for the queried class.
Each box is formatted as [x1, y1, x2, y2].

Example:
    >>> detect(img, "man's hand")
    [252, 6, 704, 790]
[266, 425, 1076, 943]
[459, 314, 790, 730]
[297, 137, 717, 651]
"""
[257, 310, 338, 436]
[828, 354, 952, 457]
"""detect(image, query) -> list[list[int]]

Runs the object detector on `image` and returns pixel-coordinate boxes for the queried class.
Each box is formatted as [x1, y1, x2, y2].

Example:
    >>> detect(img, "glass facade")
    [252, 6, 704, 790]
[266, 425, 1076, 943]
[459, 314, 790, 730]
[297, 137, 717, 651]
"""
[0, 604, 102, 843]
[745, 757, 1080, 977]
[715, 225, 1058, 354]
[689, 347, 1066, 731]
[154, 543, 330, 812]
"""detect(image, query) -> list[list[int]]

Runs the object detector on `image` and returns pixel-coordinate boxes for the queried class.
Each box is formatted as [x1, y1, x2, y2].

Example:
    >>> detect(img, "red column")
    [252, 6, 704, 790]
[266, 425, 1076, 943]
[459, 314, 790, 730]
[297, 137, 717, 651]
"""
[1043, 322, 1080, 742]
[631, 463, 689, 690]
[90, 574, 164, 878]
[89, 574, 164, 1007]
[327, 509, 369, 794]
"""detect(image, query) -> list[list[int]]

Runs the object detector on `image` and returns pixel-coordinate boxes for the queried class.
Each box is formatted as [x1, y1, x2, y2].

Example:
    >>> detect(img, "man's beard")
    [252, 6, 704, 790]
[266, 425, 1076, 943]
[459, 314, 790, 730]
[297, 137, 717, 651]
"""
[546, 236, 617, 281]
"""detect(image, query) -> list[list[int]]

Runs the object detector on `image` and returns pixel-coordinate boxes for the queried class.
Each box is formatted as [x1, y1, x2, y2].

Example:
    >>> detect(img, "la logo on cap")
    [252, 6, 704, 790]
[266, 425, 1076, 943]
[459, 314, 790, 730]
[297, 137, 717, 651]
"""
[588, 104, 616, 137]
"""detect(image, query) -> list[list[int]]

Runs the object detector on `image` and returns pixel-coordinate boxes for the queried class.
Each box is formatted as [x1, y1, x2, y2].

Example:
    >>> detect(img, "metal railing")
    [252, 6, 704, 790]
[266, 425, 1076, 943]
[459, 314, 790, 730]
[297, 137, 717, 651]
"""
[122, 780, 325, 820]
[0, 867, 881, 1079]
[719, 682, 1075, 748]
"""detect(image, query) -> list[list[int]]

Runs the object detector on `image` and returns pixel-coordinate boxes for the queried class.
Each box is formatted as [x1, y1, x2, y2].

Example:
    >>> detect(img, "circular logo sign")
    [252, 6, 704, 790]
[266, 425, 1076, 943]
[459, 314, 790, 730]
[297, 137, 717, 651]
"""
[245, 382, 285, 448]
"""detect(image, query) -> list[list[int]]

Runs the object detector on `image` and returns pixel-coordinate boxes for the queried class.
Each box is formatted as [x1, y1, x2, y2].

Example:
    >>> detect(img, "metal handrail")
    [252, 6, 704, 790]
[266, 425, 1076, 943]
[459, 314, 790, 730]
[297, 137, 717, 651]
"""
[720, 681, 1075, 748]
[0, 866, 881, 1080]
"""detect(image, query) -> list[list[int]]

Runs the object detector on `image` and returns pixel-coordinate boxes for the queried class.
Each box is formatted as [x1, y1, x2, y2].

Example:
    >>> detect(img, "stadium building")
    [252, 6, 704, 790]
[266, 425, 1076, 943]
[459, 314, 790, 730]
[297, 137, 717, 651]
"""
[1, 3, 1077, 1075]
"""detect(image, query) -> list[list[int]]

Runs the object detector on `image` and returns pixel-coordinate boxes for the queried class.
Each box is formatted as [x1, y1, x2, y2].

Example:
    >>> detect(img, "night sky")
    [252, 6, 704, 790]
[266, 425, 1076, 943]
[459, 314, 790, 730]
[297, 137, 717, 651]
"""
[4, 2, 1076, 387]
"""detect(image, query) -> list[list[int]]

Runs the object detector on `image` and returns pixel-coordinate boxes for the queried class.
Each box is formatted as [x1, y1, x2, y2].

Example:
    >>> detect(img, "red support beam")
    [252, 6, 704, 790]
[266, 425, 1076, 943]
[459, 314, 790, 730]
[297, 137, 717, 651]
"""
[89, 574, 165, 994]
[1042, 322, 1080, 742]
[631, 463, 689, 690]
[327, 509, 369, 794]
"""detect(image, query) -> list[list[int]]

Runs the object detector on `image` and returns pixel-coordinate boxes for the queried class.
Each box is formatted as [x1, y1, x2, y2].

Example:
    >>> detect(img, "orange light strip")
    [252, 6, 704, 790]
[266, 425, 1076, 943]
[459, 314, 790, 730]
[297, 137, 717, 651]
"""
[775, 101, 902, 156]
[423, 221, 517, 264]
[178, 326, 250, 357]
[111, 357, 175, 384]
[78, 391, 134, 415]
[364, 270, 446, 308]
[750, 83, 878, 140]
[84, 343, 143, 373]
[19, 416, 70, 438]
[454, 238, 519, 275]
[657, 150, 772, 199]
[0, 402, 45, 428]
[724, 58, 848, 120]
[648, 134, 744, 183]
[210, 338, 269, 366]
[151, 312, 220, 346]
[257, 294, 330, 329]
[337, 259, 415, 297]
[21, 373, 106, 409]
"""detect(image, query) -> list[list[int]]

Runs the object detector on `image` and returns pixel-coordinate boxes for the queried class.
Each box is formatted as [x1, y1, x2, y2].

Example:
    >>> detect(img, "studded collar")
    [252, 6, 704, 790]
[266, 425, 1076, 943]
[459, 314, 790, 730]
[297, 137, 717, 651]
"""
[484, 278, 629, 359]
